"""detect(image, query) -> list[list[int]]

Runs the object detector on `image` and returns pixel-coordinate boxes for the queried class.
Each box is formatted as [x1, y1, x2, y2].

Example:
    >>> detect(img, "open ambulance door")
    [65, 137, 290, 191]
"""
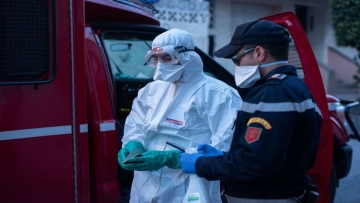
[261, 12, 333, 203]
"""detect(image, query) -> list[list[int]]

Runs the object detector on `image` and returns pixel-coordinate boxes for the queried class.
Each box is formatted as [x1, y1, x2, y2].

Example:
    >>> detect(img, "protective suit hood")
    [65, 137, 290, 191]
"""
[152, 28, 204, 84]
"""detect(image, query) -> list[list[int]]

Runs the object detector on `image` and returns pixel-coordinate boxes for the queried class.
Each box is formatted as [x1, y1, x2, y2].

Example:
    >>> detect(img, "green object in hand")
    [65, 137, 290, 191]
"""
[129, 150, 182, 172]
[118, 140, 146, 170]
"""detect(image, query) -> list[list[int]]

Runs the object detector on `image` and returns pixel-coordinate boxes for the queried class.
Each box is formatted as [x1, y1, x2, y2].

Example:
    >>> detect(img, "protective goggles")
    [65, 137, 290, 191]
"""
[231, 47, 269, 66]
[144, 46, 194, 68]
[231, 48, 255, 66]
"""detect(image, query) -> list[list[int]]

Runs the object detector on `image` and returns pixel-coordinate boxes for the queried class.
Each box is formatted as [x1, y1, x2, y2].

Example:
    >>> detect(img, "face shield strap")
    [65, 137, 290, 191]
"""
[174, 46, 194, 53]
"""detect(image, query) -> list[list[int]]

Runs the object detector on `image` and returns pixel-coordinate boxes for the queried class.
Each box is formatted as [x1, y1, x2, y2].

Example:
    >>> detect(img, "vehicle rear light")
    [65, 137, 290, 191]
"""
[336, 103, 351, 137]
[336, 104, 346, 123]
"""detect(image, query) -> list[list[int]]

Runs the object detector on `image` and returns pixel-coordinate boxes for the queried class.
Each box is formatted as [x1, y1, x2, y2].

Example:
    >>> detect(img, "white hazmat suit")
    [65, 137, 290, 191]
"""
[121, 29, 243, 203]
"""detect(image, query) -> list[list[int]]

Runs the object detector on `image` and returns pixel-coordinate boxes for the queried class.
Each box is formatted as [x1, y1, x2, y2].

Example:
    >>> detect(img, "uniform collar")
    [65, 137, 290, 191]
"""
[264, 65, 298, 79]
[253, 65, 298, 86]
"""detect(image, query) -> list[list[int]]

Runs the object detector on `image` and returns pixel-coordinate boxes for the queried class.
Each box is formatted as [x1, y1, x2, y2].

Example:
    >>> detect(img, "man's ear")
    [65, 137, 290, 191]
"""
[254, 46, 267, 62]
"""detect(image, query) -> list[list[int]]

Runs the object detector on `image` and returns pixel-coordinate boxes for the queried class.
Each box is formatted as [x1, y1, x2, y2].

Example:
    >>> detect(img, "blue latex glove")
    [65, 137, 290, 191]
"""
[118, 141, 146, 170]
[128, 150, 181, 172]
[197, 144, 223, 156]
[180, 152, 202, 174]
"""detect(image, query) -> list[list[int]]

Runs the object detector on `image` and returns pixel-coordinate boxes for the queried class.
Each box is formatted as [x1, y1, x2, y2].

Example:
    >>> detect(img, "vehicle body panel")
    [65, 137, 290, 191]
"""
[85, 26, 120, 202]
[0, 0, 84, 202]
[327, 94, 349, 145]
[85, 0, 159, 25]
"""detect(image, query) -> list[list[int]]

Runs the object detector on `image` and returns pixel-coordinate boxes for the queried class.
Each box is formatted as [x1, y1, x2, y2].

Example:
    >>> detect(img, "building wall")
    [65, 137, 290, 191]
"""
[149, 0, 359, 95]
[211, 0, 330, 75]
[210, 0, 358, 93]
[328, 47, 359, 85]
[152, 0, 211, 52]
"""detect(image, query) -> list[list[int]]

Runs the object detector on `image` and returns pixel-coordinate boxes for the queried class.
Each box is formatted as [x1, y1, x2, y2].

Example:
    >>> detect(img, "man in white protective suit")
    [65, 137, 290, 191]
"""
[117, 28, 243, 203]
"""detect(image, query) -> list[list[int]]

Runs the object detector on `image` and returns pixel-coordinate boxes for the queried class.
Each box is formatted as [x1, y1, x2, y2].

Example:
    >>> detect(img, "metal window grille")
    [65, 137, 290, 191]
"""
[0, 0, 56, 85]
[286, 33, 304, 80]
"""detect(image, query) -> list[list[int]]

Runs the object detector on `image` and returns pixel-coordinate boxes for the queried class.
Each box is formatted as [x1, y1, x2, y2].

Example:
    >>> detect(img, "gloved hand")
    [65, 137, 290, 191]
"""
[118, 140, 146, 170]
[180, 152, 202, 174]
[129, 150, 182, 172]
[197, 144, 223, 156]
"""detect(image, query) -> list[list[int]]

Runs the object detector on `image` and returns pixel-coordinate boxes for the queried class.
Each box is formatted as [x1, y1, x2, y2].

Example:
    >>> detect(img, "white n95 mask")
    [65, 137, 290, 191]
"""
[235, 65, 260, 88]
[234, 60, 289, 88]
[153, 62, 184, 82]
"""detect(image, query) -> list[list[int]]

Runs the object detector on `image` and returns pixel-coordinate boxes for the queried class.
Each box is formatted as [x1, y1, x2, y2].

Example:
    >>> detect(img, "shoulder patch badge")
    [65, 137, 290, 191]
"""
[245, 127, 262, 144]
[267, 73, 286, 80]
[247, 117, 272, 129]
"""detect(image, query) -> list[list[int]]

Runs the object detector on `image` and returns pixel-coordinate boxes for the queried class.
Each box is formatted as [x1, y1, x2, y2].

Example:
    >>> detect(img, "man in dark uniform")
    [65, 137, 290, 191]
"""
[180, 20, 322, 203]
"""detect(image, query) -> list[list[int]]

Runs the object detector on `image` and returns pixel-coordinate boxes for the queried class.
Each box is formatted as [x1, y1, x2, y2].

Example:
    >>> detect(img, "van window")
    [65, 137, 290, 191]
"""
[102, 36, 155, 79]
[102, 32, 220, 81]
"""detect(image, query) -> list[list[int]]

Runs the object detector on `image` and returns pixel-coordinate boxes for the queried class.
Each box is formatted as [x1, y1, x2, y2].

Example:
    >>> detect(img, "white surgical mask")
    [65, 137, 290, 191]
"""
[235, 65, 260, 88]
[153, 62, 184, 82]
[234, 61, 288, 88]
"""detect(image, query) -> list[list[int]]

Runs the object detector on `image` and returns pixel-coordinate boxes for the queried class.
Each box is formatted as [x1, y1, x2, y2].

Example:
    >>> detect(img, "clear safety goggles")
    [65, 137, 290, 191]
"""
[144, 46, 193, 68]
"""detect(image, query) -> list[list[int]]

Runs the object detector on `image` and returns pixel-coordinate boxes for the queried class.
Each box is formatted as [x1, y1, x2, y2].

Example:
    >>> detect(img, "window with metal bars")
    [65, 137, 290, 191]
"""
[286, 32, 304, 80]
[0, 0, 55, 85]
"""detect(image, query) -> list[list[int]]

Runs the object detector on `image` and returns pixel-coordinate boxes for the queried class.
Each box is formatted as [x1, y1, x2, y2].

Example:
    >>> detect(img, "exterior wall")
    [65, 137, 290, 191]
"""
[210, 0, 233, 74]
[211, 0, 329, 75]
[305, 2, 329, 63]
[210, 0, 358, 95]
[149, 0, 359, 96]
[152, 0, 210, 52]
[318, 62, 335, 94]
[324, 13, 359, 67]
[328, 47, 359, 85]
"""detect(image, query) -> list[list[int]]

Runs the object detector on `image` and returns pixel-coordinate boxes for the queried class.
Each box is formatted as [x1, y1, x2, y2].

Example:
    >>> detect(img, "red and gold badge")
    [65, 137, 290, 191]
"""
[246, 117, 272, 129]
[245, 127, 262, 144]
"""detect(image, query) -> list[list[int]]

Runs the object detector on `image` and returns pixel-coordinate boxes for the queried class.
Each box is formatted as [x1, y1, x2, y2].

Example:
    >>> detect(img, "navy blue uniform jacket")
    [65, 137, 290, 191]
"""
[196, 65, 322, 199]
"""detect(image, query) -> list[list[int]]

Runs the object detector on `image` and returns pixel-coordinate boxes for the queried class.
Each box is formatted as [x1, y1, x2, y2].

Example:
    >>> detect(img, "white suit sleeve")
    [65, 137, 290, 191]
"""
[205, 88, 243, 152]
[121, 88, 148, 147]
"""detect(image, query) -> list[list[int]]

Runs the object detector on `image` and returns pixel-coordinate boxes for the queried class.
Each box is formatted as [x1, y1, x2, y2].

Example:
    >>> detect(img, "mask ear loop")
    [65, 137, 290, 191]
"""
[258, 60, 288, 68]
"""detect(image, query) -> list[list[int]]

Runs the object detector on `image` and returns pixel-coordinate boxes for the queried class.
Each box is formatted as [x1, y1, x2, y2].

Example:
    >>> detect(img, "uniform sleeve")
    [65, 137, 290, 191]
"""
[196, 84, 297, 182]
[205, 88, 243, 152]
[121, 87, 148, 147]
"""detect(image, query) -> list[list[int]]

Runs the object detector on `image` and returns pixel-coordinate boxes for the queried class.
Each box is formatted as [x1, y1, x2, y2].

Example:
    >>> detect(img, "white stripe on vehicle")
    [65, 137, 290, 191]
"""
[100, 123, 116, 132]
[0, 125, 72, 141]
[0, 123, 115, 141]
[80, 124, 88, 133]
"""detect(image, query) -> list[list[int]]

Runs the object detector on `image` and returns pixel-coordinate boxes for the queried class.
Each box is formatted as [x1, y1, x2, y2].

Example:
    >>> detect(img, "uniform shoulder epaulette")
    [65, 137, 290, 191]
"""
[267, 74, 286, 80]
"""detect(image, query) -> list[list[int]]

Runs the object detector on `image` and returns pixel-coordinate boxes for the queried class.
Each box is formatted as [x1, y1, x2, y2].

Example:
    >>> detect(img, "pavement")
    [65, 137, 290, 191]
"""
[334, 138, 360, 203]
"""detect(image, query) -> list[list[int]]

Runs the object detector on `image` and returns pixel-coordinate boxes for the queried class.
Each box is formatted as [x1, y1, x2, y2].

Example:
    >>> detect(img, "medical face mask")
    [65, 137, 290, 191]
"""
[235, 61, 288, 88]
[153, 62, 185, 82]
[235, 65, 260, 88]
